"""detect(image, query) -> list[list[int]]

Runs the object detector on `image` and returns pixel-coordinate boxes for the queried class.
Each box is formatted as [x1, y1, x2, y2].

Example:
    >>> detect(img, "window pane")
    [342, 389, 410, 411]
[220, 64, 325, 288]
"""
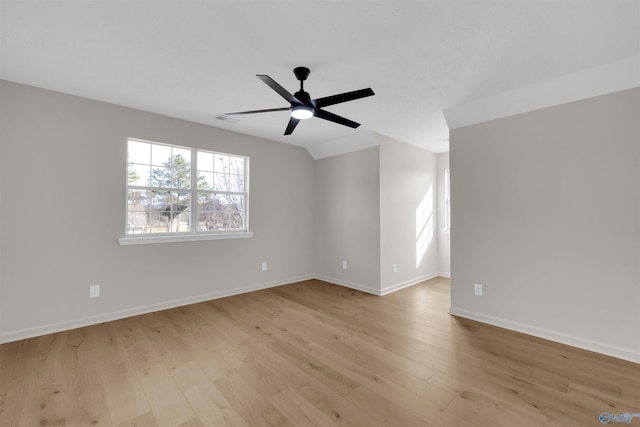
[229, 174, 244, 192]
[151, 190, 170, 211]
[143, 191, 191, 233]
[230, 156, 244, 175]
[230, 212, 244, 230]
[150, 165, 173, 188]
[173, 147, 191, 162]
[208, 194, 246, 231]
[171, 159, 191, 189]
[174, 192, 191, 232]
[228, 194, 245, 210]
[214, 173, 229, 191]
[128, 140, 151, 164]
[196, 193, 215, 230]
[151, 144, 172, 167]
[197, 193, 215, 211]
[213, 212, 229, 230]
[127, 189, 151, 234]
[228, 195, 245, 230]
[128, 163, 150, 186]
[215, 154, 229, 173]
[144, 191, 167, 233]
[197, 151, 214, 172]
[197, 171, 213, 189]
[149, 156, 191, 189]
[127, 189, 148, 210]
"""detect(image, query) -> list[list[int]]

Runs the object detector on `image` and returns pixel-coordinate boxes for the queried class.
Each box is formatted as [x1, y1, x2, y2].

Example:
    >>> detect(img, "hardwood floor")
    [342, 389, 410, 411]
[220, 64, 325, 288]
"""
[0, 277, 638, 426]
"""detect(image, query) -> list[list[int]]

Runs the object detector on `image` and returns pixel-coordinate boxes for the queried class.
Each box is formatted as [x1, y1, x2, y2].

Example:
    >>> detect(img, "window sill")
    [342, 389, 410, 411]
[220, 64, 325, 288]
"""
[118, 231, 253, 245]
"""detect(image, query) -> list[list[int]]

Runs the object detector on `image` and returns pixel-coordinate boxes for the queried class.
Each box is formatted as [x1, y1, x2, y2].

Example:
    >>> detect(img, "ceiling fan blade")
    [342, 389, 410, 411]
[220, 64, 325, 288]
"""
[313, 88, 375, 108]
[257, 75, 300, 104]
[225, 107, 290, 115]
[315, 109, 360, 129]
[284, 117, 300, 135]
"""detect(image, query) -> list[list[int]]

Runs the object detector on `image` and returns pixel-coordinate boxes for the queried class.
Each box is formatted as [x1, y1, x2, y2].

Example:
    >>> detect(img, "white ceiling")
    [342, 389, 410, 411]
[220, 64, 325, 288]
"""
[1, 1, 639, 157]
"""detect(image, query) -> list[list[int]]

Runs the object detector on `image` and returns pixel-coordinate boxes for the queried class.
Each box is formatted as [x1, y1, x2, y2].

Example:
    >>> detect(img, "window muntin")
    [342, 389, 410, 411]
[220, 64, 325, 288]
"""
[126, 138, 249, 237]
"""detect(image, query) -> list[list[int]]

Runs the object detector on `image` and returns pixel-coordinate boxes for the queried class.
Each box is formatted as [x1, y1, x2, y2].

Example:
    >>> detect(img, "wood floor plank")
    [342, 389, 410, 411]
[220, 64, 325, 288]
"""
[0, 339, 40, 423]
[268, 387, 341, 427]
[171, 361, 250, 427]
[429, 370, 568, 427]
[213, 370, 292, 427]
[304, 340, 455, 424]
[62, 327, 111, 426]
[0, 277, 638, 427]
[292, 381, 401, 427]
[115, 411, 159, 427]
[115, 316, 197, 427]
[94, 322, 152, 426]
[345, 384, 467, 427]
[19, 333, 76, 426]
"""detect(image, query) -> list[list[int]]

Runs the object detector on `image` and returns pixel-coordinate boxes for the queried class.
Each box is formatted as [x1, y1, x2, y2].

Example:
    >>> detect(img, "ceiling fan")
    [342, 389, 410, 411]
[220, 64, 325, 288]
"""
[226, 67, 375, 135]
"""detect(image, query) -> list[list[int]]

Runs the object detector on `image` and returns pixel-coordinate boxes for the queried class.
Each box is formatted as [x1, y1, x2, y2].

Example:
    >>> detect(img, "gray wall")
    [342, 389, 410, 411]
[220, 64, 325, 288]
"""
[450, 88, 640, 363]
[0, 94, 3, 336]
[380, 135, 439, 293]
[436, 152, 450, 277]
[315, 146, 381, 293]
[0, 80, 316, 341]
[0, 80, 447, 343]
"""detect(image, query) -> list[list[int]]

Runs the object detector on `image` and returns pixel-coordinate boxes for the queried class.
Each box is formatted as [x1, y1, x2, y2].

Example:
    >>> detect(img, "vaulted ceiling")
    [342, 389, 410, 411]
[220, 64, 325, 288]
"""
[1, 1, 639, 157]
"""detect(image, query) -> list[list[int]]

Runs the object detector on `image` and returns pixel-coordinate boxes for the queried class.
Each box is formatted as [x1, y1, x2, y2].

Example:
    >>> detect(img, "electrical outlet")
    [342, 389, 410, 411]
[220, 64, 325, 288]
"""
[342, 260, 347, 270]
[393, 263, 397, 273]
[90, 284, 100, 298]
[261, 262, 267, 271]
[474, 283, 483, 296]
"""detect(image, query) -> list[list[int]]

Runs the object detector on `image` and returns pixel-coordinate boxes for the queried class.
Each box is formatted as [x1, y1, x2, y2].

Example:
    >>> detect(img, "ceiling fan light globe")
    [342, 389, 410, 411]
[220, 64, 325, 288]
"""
[291, 105, 314, 120]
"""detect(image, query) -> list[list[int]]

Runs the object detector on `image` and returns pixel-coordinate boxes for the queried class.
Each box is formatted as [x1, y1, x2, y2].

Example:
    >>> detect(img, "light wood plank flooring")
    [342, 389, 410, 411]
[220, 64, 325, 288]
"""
[0, 277, 638, 426]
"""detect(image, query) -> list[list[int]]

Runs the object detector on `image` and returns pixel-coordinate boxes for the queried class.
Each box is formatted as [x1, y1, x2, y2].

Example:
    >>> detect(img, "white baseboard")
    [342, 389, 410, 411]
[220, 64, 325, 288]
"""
[380, 273, 439, 295]
[438, 272, 451, 278]
[314, 273, 442, 296]
[313, 274, 381, 295]
[0, 272, 430, 343]
[0, 273, 444, 345]
[448, 306, 640, 365]
[0, 274, 314, 344]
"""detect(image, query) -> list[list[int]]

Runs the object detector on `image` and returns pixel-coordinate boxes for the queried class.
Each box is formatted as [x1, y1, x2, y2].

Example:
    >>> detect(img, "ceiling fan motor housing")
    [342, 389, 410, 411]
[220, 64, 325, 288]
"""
[294, 91, 311, 105]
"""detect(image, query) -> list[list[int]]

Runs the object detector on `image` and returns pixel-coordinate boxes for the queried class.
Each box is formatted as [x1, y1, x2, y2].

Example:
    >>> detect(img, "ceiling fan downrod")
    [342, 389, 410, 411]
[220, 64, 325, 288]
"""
[293, 67, 311, 102]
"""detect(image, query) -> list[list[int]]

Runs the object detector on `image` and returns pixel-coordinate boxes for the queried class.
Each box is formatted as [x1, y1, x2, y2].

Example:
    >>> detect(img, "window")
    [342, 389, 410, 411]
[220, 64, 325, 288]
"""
[121, 138, 251, 244]
[444, 168, 451, 231]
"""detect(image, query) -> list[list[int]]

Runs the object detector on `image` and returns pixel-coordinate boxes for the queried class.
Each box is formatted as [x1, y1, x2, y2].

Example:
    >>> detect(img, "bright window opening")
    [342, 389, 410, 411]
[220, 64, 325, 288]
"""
[123, 138, 250, 243]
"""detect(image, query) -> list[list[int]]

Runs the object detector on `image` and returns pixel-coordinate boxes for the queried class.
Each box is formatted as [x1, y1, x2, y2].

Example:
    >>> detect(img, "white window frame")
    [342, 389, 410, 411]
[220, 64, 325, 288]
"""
[119, 138, 252, 245]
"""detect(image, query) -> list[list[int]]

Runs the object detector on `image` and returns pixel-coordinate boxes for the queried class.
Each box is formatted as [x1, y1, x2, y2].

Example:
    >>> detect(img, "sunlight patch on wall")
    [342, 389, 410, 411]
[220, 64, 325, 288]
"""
[416, 186, 434, 267]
